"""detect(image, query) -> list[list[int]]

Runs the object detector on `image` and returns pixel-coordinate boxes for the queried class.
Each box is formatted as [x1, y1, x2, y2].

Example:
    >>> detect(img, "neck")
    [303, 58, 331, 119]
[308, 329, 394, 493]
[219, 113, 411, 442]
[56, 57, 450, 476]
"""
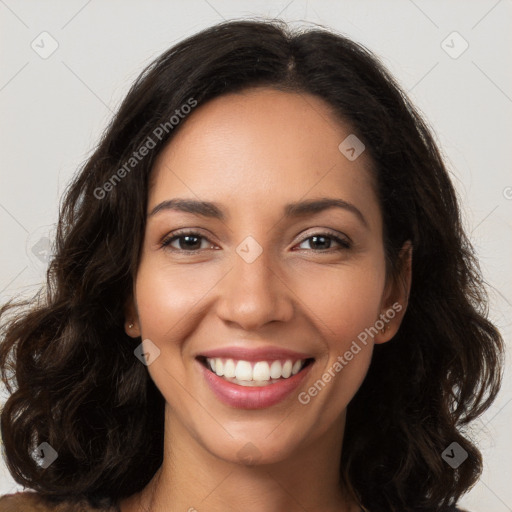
[120, 406, 359, 512]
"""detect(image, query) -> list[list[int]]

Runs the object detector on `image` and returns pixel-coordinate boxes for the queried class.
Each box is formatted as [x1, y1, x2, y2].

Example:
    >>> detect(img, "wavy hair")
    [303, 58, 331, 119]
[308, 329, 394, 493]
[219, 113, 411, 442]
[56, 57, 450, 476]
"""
[0, 19, 504, 512]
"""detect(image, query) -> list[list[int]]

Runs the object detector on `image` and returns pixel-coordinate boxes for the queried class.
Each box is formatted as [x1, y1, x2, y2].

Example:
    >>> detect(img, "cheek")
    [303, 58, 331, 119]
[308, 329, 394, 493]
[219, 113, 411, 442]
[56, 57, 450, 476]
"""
[134, 256, 222, 344]
[292, 259, 386, 347]
[133, 259, 212, 411]
[291, 260, 385, 415]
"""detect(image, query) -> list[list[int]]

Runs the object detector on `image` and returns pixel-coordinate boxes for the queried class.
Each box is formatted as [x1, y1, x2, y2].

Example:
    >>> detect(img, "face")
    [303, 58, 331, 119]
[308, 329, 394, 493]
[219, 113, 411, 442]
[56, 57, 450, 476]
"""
[126, 87, 409, 465]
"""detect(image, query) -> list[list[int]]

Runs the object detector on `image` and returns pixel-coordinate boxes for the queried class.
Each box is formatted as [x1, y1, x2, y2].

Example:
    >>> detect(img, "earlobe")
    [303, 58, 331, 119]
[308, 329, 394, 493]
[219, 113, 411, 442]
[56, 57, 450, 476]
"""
[375, 241, 412, 344]
[124, 295, 141, 338]
[125, 320, 140, 338]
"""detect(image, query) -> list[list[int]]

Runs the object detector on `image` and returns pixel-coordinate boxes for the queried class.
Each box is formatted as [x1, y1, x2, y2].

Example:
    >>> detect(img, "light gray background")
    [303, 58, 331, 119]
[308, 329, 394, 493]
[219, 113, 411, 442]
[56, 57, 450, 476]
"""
[1, 1, 511, 510]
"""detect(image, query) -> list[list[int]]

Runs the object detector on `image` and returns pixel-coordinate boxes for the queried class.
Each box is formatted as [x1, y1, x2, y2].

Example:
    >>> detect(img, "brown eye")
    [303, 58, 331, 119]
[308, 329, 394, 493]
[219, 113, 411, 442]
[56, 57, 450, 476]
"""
[161, 231, 214, 252]
[296, 232, 351, 252]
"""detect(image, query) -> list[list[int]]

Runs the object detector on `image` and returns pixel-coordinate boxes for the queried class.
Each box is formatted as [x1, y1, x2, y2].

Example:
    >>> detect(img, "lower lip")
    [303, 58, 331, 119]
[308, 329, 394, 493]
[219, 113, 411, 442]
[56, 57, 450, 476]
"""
[199, 360, 313, 409]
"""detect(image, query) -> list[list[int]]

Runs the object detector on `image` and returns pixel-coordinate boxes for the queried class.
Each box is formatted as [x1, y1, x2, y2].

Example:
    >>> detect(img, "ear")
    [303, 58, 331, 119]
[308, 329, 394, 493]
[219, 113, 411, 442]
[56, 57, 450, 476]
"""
[374, 240, 412, 344]
[124, 293, 141, 338]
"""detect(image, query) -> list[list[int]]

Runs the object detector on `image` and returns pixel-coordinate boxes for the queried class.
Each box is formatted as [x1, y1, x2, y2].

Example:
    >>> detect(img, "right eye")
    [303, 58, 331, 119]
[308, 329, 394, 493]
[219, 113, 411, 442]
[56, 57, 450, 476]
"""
[161, 230, 216, 252]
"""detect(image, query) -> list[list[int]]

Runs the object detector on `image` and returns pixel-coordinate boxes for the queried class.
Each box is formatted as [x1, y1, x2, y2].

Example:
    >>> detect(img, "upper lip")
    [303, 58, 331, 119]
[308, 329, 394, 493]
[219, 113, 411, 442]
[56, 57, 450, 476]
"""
[197, 346, 314, 362]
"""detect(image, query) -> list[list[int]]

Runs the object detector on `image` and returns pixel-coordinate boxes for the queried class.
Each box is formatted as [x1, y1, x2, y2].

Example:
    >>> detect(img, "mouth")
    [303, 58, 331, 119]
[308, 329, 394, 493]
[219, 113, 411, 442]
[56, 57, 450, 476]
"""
[195, 349, 315, 409]
[197, 356, 314, 387]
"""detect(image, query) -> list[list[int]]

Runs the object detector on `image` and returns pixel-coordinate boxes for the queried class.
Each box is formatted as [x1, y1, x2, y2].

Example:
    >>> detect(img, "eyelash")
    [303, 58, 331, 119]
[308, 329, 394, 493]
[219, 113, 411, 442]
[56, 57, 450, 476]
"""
[160, 229, 351, 253]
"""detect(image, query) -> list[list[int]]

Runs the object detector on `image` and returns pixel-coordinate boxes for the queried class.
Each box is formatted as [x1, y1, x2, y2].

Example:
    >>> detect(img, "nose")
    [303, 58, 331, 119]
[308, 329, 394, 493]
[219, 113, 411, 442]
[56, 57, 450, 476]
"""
[215, 244, 294, 331]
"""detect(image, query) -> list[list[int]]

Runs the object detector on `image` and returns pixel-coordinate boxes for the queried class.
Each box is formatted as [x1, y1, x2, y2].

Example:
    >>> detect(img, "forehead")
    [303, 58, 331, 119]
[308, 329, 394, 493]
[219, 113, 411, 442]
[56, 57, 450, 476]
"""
[149, 88, 380, 230]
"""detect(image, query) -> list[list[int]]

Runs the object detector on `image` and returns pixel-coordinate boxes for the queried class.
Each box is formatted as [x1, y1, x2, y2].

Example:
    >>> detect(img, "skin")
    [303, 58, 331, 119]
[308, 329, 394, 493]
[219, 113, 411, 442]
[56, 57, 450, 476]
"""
[120, 87, 411, 512]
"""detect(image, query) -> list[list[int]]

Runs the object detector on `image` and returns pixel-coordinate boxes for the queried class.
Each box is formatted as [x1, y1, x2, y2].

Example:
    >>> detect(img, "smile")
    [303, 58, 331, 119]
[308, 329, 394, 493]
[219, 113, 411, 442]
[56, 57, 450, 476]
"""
[203, 357, 310, 386]
[196, 347, 315, 409]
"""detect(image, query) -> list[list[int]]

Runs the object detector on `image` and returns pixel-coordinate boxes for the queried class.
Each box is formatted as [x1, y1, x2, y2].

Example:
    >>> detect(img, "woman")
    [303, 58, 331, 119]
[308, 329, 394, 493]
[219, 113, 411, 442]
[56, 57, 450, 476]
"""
[0, 19, 503, 512]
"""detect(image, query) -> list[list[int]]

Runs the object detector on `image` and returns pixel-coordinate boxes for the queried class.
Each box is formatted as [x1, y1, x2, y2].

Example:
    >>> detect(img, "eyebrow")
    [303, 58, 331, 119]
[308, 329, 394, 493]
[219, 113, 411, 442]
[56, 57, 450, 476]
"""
[149, 197, 368, 227]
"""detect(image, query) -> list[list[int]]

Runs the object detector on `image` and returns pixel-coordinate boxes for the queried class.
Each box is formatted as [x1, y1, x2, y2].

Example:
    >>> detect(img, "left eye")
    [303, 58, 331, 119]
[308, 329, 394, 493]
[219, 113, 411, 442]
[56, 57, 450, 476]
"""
[296, 233, 350, 251]
[161, 231, 350, 252]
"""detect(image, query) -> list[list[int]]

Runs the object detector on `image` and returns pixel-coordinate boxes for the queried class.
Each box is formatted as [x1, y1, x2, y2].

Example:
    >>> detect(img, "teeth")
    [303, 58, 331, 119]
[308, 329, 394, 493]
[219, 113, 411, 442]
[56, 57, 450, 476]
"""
[205, 357, 308, 383]
[235, 360, 252, 381]
[253, 361, 270, 381]
[292, 360, 302, 375]
[224, 359, 236, 379]
[270, 360, 282, 379]
[282, 360, 293, 378]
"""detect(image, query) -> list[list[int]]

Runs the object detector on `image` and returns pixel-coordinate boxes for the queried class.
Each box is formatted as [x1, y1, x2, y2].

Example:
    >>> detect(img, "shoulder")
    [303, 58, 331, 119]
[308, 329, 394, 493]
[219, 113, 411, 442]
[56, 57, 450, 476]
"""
[0, 492, 55, 512]
[0, 491, 117, 512]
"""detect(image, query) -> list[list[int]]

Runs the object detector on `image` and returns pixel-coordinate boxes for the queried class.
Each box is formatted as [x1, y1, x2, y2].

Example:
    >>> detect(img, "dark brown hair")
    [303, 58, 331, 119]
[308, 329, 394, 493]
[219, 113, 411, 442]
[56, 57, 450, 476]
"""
[0, 19, 503, 512]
